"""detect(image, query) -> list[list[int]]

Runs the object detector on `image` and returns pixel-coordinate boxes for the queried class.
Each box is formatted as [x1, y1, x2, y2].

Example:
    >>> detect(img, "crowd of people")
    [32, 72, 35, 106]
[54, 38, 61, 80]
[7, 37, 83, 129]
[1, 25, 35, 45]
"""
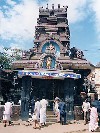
[31, 96, 67, 129]
[2, 94, 100, 132]
[32, 97, 48, 129]
[2, 96, 67, 129]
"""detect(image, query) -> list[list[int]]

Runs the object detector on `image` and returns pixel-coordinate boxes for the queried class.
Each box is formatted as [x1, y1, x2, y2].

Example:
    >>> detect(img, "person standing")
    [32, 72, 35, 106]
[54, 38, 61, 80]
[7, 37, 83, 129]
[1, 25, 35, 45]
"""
[89, 103, 99, 132]
[82, 99, 90, 125]
[54, 97, 60, 122]
[3, 99, 12, 127]
[59, 99, 66, 125]
[33, 98, 41, 129]
[92, 96, 100, 126]
[31, 96, 35, 114]
[40, 96, 48, 126]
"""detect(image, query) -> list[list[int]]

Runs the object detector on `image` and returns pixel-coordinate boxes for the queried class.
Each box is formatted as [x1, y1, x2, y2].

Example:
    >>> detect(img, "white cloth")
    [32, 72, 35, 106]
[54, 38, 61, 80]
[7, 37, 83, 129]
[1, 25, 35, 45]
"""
[3, 102, 12, 121]
[3, 114, 11, 121]
[89, 107, 98, 131]
[34, 101, 41, 121]
[82, 101, 90, 112]
[54, 101, 60, 122]
[40, 99, 48, 124]
[54, 101, 59, 113]
[32, 113, 37, 121]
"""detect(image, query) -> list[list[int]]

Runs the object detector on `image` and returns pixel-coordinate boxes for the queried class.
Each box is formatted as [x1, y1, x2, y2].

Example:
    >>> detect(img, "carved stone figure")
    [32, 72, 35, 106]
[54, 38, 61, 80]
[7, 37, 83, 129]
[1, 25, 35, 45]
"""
[45, 43, 55, 53]
[46, 57, 52, 69]
[56, 62, 63, 70]
[49, 44, 55, 51]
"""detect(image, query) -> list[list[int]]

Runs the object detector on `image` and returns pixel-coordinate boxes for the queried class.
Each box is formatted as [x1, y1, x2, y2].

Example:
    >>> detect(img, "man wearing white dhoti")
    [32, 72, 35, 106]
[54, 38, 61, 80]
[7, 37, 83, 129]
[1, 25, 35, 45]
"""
[40, 97, 48, 126]
[32, 98, 41, 129]
[3, 100, 12, 127]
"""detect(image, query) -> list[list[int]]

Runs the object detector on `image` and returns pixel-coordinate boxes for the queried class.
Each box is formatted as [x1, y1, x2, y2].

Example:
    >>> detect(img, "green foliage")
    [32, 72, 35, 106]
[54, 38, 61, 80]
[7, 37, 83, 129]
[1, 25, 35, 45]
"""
[0, 52, 11, 69]
[0, 47, 22, 69]
[0, 51, 22, 69]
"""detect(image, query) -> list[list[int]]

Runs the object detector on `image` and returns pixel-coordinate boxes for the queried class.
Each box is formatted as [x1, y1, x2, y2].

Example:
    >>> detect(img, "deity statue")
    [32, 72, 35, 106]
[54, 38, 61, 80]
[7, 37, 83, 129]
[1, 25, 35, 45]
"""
[49, 43, 55, 51]
[46, 57, 52, 69]
[45, 43, 55, 53]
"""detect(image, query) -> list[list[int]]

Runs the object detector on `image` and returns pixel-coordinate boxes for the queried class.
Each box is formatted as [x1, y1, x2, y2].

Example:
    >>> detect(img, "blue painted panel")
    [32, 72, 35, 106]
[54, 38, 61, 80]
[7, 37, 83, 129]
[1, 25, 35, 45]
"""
[42, 40, 60, 56]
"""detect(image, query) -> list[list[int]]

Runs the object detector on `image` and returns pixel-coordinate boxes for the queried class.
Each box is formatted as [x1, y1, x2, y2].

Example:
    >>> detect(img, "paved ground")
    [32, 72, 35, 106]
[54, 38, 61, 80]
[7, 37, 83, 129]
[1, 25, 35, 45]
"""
[0, 120, 100, 133]
[0, 120, 87, 133]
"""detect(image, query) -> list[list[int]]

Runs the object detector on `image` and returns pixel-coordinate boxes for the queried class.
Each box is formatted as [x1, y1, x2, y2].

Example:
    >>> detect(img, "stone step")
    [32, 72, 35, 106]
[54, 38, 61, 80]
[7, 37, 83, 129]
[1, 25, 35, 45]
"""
[46, 111, 54, 115]
[46, 111, 57, 123]
[46, 114, 57, 123]
[47, 115, 56, 118]
[46, 118, 57, 122]
[46, 121, 56, 125]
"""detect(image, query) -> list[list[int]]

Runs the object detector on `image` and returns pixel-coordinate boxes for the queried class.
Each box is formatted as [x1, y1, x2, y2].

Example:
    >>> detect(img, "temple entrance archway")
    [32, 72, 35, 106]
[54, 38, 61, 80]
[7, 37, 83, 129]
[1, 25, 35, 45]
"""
[31, 78, 64, 100]
[20, 75, 76, 120]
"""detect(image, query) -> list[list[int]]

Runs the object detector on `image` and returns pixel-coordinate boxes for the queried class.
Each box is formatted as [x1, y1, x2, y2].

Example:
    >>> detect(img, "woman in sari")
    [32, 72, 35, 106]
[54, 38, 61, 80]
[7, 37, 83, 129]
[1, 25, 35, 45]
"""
[89, 103, 99, 132]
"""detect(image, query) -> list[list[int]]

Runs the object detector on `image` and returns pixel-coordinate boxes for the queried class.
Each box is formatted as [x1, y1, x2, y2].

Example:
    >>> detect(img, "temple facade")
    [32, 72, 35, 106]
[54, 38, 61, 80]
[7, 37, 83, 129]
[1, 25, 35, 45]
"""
[10, 4, 94, 120]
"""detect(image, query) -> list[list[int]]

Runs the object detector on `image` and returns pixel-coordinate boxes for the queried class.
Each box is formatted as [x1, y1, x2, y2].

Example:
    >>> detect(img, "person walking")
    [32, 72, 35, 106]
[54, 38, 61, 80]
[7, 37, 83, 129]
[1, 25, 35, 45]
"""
[59, 98, 66, 125]
[32, 98, 41, 129]
[89, 103, 99, 132]
[40, 96, 48, 126]
[3, 99, 12, 127]
[82, 99, 90, 125]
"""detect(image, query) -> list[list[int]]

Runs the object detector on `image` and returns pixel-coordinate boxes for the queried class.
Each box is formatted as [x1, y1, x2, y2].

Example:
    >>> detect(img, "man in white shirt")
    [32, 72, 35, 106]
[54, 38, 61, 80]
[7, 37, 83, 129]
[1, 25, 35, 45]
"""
[33, 98, 41, 129]
[82, 99, 90, 125]
[40, 96, 48, 126]
[3, 100, 12, 127]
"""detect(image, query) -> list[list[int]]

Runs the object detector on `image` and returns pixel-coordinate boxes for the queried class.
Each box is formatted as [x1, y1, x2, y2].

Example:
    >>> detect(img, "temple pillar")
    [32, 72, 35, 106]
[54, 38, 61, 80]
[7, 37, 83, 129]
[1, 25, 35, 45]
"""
[21, 76, 31, 120]
[64, 78, 75, 120]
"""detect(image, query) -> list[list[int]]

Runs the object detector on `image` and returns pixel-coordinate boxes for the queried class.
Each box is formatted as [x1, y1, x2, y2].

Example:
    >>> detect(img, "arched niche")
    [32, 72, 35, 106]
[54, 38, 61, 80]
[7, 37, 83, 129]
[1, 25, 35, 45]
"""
[43, 55, 56, 69]
[38, 39, 63, 55]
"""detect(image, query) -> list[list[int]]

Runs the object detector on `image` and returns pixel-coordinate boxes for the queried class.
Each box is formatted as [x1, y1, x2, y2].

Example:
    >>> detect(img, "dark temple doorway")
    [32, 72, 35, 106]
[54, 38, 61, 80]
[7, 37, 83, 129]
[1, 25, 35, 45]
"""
[31, 78, 64, 101]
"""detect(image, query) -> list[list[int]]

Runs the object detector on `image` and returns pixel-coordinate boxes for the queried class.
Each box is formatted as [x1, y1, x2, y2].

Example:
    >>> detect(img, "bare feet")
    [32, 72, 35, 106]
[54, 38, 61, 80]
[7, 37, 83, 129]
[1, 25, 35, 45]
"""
[4, 124, 6, 127]
[33, 127, 36, 129]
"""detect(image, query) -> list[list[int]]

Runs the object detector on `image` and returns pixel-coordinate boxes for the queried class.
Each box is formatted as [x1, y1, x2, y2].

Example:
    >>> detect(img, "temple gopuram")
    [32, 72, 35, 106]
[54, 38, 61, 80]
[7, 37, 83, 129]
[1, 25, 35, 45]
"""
[11, 4, 94, 120]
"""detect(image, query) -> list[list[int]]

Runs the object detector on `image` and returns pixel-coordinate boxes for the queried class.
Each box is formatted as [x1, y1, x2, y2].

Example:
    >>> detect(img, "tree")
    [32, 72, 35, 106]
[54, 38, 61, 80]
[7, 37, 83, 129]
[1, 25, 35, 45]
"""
[0, 52, 11, 69]
[0, 47, 22, 69]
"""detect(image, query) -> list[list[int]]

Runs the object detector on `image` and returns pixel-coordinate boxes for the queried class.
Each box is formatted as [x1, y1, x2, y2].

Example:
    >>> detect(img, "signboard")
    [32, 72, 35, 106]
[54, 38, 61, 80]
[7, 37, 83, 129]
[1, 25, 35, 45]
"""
[18, 70, 81, 79]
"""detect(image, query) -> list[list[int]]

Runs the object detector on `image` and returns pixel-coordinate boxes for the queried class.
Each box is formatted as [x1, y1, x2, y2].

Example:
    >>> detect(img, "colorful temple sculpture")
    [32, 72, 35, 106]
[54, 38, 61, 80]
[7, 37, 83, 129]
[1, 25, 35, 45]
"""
[5, 4, 94, 120]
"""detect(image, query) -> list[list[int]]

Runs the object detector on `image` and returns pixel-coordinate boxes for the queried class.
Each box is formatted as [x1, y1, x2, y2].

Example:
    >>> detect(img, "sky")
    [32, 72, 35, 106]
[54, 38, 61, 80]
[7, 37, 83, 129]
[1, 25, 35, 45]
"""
[0, 0, 100, 65]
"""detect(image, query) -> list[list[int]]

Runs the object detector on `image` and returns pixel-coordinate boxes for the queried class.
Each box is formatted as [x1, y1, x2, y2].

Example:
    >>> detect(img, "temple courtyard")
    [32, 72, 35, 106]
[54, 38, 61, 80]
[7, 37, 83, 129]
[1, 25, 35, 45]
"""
[0, 120, 99, 133]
